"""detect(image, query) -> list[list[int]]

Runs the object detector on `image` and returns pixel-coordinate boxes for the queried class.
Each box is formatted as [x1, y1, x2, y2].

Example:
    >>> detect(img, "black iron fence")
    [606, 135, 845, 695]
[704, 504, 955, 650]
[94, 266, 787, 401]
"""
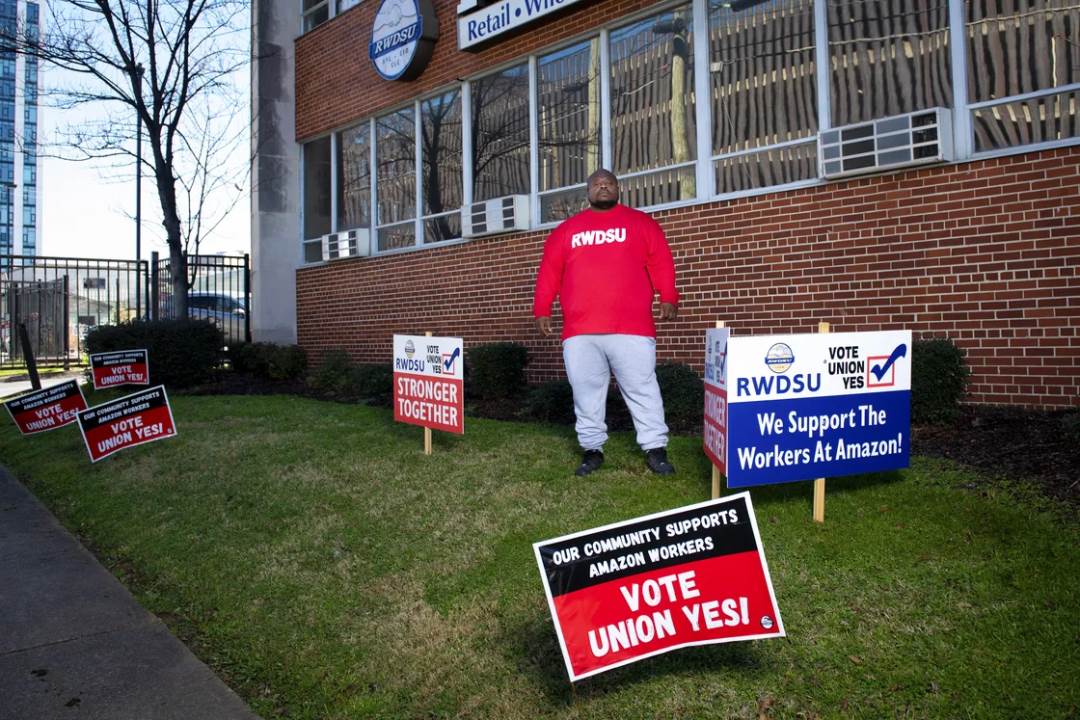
[0, 253, 250, 369]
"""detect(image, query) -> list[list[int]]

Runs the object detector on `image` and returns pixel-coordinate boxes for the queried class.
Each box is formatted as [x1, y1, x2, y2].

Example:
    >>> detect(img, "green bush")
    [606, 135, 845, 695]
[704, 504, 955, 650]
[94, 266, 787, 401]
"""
[230, 343, 307, 381]
[912, 338, 970, 424]
[523, 380, 576, 425]
[85, 319, 223, 389]
[349, 364, 393, 406]
[656, 362, 704, 433]
[467, 342, 529, 401]
[308, 349, 354, 395]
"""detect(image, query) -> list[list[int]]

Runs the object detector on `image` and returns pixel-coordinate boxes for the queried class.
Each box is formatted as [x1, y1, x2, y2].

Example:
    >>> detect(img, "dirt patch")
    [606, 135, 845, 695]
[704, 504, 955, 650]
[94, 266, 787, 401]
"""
[912, 406, 1080, 509]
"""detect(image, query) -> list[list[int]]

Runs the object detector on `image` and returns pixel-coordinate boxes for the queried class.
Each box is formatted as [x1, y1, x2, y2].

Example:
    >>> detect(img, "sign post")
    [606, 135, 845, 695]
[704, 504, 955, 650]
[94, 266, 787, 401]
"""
[703, 321, 728, 500]
[813, 322, 829, 523]
[534, 493, 784, 682]
[392, 333, 465, 452]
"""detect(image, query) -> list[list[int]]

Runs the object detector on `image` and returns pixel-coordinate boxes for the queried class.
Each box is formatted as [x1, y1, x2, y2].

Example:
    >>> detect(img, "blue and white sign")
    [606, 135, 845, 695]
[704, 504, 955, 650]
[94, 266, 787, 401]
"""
[369, 0, 438, 81]
[457, 0, 588, 50]
[723, 330, 912, 488]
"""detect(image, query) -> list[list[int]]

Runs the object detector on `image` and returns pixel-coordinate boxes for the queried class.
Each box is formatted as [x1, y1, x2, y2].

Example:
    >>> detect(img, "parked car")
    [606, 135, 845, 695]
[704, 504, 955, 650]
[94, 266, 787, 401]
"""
[186, 292, 247, 345]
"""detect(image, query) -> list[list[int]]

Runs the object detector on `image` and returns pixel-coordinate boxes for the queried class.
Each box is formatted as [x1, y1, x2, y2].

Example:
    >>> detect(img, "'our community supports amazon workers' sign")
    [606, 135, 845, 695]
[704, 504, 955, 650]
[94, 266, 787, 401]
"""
[90, 349, 150, 390]
[716, 329, 912, 488]
[392, 334, 464, 434]
[77, 385, 177, 462]
[4, 380, 88, 435]
[534, 493, 784, 681]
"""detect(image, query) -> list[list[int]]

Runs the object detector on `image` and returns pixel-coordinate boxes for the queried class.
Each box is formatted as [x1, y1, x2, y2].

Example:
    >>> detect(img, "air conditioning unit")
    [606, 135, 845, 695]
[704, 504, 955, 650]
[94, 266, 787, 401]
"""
[321, 229, 370, 261]
[819, 107, 953, 180]
[462, 195, 530, 238]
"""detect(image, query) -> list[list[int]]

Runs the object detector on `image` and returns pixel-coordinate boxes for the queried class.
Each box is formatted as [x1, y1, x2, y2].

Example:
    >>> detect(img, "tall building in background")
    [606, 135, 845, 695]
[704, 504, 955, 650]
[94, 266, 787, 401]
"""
[0, 0, 40, 266]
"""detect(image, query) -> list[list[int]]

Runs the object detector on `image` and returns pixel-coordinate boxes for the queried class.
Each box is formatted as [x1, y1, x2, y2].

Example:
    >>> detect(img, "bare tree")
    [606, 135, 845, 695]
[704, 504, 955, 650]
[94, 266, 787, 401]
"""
[2, 0, 249, 317]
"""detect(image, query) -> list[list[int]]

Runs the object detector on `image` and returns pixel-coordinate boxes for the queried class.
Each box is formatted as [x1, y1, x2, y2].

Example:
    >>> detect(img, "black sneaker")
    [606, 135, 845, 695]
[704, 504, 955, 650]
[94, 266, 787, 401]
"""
[645, 448, 675, 475]
[575, 449, 604, 477]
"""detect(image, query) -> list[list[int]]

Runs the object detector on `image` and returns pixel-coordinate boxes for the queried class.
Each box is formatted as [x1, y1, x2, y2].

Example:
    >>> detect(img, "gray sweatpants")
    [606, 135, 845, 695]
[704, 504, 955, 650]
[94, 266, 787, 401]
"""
[562, 334, 669, 452]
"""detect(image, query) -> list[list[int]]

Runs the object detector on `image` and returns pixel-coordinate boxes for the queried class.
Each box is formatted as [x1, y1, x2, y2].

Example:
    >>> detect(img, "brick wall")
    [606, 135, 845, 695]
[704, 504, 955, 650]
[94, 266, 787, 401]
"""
[296, 145, 1080, 409]
[295, 0, 663, 140]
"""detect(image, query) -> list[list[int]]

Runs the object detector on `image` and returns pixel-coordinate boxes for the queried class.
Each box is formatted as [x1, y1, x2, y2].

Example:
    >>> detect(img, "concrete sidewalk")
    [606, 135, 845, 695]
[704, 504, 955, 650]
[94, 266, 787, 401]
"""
[0, 370, 86, 402]
[0, 467, 260, 720]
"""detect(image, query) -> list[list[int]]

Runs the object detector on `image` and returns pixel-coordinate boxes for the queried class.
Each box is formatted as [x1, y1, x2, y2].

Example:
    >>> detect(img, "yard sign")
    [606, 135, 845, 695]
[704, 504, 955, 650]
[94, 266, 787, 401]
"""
[534, 493, 784, 682]
[4, 380, 88, 435]
[77, 385, 177, 462]
[708, 330, 912, 488]
[89, 349, 150, 390]
[392, 334, 464, 435]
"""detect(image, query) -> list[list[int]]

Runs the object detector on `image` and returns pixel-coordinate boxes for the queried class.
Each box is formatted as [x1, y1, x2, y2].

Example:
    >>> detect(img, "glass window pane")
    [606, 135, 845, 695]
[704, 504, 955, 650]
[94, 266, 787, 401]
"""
[540, 185, 588, 224]
[303, 136, 331, 240]
[828, 0, 952, 127]
[378, 222, 416, 252]
[337, 122, 371, 233]
[710, 0, 817, 155]
[421, 88, 463, 217]
[619, 165, 697, 209]
[472, 64, 530, 202]
[611, 4, 696, 191]
[424, 212, 462, 244]
[538, 39, 601, 192]
[303, 3, 329, 31]
[972, 88, 1080, 152]
[376, 107, 416, 226]
[966, 1, 1080, 104]
[713, 141, 817, 195]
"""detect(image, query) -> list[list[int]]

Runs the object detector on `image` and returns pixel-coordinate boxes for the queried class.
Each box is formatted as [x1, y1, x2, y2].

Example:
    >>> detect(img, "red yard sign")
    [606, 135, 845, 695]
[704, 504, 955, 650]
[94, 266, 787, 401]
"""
[533, 493, 784, 681]
[77, 385, 177, 462]
[90, 349, 150, 390]
[392, 334, 464, 435]
[4, 380, 88, 435]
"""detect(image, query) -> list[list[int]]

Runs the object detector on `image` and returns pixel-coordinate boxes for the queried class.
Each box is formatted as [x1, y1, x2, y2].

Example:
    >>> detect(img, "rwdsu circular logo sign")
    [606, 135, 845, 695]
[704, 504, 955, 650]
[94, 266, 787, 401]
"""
[369, 0, 438, 81]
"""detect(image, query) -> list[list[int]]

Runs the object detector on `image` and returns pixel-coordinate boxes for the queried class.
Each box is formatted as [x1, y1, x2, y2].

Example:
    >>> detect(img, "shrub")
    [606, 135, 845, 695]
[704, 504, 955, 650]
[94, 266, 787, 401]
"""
[467, 342, 529, 401]
[85, 319, 223, 389]
[656, 362, 704, 433]
[349, 363, 393, 406]
[230, 343, 307, 381]
[523, 380, 576, 425]
[912, 337, 970, 424]
[308, 349, 354, 395]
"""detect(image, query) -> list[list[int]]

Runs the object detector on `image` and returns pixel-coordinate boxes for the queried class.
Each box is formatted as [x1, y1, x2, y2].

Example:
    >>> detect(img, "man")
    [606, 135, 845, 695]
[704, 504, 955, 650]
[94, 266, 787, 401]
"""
[533, 169, 679, 477]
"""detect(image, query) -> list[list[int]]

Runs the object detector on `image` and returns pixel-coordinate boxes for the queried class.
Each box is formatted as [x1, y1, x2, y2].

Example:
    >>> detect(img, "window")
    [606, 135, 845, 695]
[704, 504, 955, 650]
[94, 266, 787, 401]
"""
[302, 136, 331, 261]
[421, 89, 463, 243]
[471, 64, 530, 202]
[966, 0, 1080, 152]
[376, 106, 416, 251]
[828, 0, 952, 127]
[611, 4, 697, 208]
[538, 39, 601, 222]
[337, 121, 371, 234]
[303, 0, 329, 32]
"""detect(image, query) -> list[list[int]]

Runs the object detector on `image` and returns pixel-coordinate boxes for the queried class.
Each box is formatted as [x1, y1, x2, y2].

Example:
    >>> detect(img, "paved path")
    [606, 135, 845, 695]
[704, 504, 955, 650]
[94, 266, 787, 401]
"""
[0, 467, 260, 720]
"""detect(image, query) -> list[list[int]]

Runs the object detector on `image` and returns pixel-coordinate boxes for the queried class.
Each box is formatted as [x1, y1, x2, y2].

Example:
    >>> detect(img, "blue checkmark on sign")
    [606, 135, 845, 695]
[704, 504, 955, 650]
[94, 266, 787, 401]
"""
[870, 344, 907, 381]
[443, 347, 461, 371]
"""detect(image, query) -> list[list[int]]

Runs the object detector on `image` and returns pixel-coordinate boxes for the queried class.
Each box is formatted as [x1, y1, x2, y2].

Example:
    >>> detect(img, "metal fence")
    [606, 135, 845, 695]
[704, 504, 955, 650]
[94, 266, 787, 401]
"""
[0, 253, 250, 370]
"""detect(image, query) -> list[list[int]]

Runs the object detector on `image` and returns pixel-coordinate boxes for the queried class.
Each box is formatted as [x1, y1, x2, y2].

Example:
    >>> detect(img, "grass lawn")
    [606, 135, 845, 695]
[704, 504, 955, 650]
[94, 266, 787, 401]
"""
[1, 394, 1077, 719]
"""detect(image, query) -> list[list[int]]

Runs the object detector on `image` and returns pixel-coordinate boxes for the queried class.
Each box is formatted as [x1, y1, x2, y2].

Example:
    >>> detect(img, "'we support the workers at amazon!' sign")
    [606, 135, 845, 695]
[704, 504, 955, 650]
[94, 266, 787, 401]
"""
[392, 334, 464, 434]
[704, 328, 912, 487]
[534, 493, 784, 681]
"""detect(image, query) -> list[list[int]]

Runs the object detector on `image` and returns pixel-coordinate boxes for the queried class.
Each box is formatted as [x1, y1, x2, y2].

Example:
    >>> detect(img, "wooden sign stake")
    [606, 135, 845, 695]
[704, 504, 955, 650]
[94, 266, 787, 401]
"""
[424, 331, 433, 456]
[711, 320, 725, 500]
[813, 321, 830, 523]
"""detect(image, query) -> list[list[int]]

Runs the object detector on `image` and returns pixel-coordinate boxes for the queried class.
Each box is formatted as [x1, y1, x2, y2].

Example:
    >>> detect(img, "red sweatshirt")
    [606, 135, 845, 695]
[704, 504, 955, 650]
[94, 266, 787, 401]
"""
[533, 204, 679, 340]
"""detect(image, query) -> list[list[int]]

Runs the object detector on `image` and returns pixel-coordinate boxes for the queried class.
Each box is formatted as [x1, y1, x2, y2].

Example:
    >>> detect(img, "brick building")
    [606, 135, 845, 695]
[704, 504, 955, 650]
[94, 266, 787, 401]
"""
[251, 0, 1080, 408]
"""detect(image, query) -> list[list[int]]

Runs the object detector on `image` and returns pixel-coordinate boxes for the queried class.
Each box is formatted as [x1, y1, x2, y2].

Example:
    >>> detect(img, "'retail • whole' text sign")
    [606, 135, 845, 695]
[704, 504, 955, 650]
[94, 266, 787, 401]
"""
[90, 349, 150, 390]
[534, 493, 784, 681]
[707, 329, 912, 488]
[392, 334, 464, 434]
[77, 385, 177, 462]
[4, 380, 88, 435]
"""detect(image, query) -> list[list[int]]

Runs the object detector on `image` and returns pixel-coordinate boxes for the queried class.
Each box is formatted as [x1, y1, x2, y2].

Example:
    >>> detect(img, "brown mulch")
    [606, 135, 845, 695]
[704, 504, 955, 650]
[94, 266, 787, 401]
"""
[184, 373, 1079, 509]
